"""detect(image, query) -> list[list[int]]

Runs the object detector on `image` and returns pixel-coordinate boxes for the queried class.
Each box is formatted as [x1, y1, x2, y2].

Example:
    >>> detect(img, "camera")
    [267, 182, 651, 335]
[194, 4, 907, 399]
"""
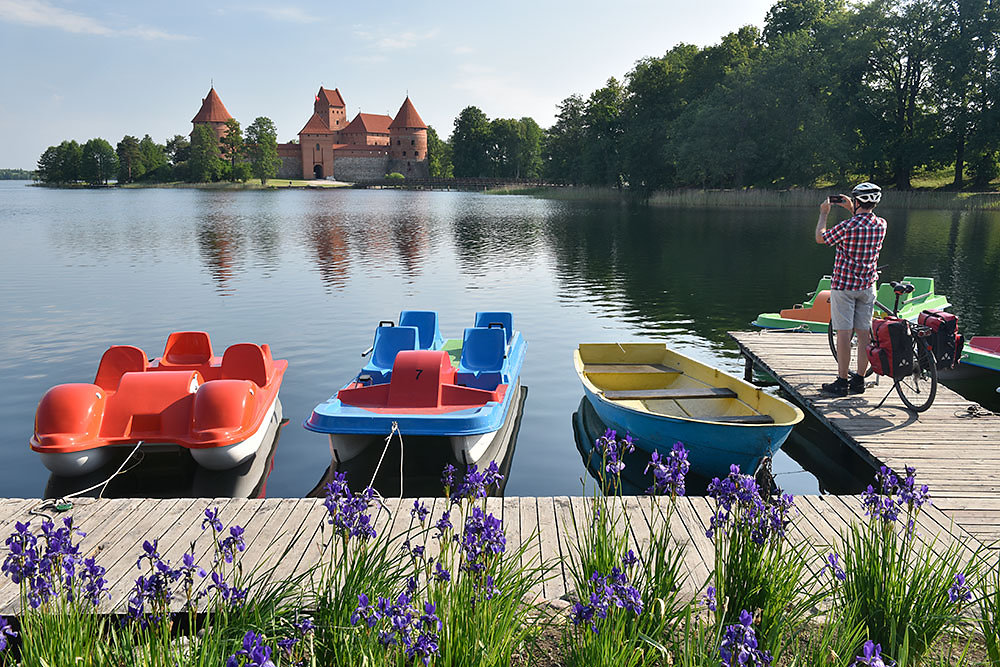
[828, 194, 846, 203]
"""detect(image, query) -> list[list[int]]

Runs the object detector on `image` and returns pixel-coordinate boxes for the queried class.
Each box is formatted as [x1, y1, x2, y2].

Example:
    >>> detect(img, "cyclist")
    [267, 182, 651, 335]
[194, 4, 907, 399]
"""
[814, 182, 886, 396]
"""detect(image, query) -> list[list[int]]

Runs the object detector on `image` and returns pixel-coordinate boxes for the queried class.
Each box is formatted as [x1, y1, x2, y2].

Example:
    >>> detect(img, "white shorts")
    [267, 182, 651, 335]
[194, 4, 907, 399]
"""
[830, 287, 876, 331]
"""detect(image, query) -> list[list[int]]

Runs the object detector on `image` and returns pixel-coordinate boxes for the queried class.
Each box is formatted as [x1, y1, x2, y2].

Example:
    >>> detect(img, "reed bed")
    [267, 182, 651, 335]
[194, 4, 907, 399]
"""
[490, 185, 1000, 210]
[0, 445, 997, 666]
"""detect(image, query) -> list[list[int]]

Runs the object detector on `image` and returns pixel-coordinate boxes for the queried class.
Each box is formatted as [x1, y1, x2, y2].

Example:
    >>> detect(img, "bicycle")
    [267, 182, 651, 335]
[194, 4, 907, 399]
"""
[827, 279, 938, 412]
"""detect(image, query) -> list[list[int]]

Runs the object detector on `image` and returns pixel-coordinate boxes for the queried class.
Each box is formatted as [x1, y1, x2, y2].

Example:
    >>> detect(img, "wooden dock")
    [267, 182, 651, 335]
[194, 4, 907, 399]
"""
[0, 493, 966, 614]
[731, 330, 1000, 543]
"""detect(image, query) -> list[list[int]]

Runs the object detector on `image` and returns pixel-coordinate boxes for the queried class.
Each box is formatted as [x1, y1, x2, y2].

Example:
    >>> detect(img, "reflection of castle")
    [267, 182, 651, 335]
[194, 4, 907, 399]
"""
[278, 87, 429, 181]
[190, 85, 429, 182]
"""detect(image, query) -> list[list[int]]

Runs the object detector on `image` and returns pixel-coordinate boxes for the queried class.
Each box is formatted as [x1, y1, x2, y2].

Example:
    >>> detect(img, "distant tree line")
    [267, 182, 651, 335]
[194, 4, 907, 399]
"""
[435, 0, 998, 191]
[429, 113, 544, 180]
[541, 0, 1000, 192]
[0, 168, 34, 180]
[35, 116, 281, 186]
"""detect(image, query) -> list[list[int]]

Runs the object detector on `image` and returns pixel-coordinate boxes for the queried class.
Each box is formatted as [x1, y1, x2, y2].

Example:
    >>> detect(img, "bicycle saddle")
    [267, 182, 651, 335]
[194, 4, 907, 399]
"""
[890, 281, 915, 295]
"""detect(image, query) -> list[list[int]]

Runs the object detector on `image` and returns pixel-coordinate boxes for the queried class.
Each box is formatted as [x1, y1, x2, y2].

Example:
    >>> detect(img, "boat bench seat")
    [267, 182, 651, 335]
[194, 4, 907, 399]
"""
[602, 387, 738, 400]
[709, 415, 775, 424]
[584, 363, 681, 374]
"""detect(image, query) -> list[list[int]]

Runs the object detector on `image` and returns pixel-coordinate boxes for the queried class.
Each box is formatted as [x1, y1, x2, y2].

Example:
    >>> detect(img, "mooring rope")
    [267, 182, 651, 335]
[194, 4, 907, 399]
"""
[368, 421, 405, 499]
[954, 404, 997, 419]
[28, 440, 146, 519]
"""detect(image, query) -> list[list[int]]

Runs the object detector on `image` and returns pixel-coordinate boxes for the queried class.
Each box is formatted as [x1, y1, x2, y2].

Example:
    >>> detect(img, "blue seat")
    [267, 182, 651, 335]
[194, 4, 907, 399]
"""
[362, 325, 418, 383]
[456, 327, 506, 390]
[474, 311, 513, 346]
[399, 310, 445, 350]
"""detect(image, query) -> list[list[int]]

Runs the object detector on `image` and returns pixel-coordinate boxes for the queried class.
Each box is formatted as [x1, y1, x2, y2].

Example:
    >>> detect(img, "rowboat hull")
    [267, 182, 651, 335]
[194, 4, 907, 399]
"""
[574, 343, 803, 480]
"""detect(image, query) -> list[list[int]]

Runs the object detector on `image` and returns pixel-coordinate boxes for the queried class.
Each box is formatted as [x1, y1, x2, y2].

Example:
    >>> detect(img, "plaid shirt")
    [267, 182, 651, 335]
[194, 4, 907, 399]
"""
[822, 211, 886, 291]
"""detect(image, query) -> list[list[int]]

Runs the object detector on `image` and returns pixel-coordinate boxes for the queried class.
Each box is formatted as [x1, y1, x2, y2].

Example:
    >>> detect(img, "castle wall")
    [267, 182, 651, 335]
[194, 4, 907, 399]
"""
[388, 157, 429, 179]
[276, 143, 301, 179]
[332, 156, 390, 182]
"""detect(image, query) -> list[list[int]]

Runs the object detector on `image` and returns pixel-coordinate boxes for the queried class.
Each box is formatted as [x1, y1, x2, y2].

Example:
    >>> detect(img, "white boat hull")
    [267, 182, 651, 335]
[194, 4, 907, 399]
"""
[39, 397, 279, 477]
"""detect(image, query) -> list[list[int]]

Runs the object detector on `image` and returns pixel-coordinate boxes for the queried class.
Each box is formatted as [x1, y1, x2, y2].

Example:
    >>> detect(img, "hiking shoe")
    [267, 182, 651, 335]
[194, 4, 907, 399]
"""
[848, 372, 865, 394]
[821, 377, 849, 396]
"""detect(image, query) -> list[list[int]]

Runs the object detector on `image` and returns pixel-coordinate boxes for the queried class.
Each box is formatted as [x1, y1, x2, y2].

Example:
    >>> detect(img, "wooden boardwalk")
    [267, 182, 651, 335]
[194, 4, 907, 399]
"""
[731, 331, 1000, 543]
[0, 493, 966, 614]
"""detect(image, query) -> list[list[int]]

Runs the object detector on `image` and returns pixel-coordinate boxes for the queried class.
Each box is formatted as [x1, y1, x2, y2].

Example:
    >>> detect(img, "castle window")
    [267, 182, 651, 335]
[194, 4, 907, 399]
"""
[397, 140, 401, 145]
[316, 143, 320, 151]
[411, 139, 415, 145]
[402, 151, 406, 156]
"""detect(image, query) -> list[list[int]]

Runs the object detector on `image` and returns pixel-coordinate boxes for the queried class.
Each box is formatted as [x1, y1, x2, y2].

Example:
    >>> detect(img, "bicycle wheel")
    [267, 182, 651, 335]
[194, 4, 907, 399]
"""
[895, 336, 937, 412]
[828, 320, 876, 378]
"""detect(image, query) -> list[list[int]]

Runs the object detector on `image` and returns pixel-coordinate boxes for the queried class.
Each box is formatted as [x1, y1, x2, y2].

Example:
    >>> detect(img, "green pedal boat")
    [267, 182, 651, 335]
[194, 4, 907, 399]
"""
[753, 276, 951, 333]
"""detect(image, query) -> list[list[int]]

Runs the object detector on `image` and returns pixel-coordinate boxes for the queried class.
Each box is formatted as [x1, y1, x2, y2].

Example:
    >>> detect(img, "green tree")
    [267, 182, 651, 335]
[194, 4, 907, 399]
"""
[188, 125, 223, 182]
[36, 146, 60, 183]
[861, 0, 938, 189]
[139, 135, 168, 179]
[516, 117, 543, 179]
[219, 118, 244, 176]
[116, 135, 144, 183]
[245, 116, 281, 185]
[165, 134, 191, 165]
[930, 0, 1000, 188]
[80, 138, 117, 185]
[426, 126, 453, 178]
[582, 78, 627, 187]
[488, 118, 521, 177]
[39, 140, 84, 183]
[543, 95, 587, 183]
[451, 106, 492, 177]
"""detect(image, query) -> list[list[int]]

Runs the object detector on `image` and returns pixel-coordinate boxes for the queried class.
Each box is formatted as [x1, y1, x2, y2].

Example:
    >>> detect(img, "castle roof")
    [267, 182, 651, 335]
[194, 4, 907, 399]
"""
[191, 87, 233, 124]
[299, 112, 334, 135]
[343, 113, 393, 135]
[317, 87, 345, 108]
[389, 97, 426, 130]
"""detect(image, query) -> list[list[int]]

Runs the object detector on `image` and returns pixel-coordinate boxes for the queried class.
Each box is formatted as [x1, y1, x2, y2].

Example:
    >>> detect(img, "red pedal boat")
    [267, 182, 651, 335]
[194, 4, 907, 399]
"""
[31, 332, 287, 476]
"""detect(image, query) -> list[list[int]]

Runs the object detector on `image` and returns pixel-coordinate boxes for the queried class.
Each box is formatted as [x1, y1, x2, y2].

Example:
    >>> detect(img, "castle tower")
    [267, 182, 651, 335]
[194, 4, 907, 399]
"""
[389, 97, 428, 165]
[191, 86, 233, 141]
[315, 87, 346, 131]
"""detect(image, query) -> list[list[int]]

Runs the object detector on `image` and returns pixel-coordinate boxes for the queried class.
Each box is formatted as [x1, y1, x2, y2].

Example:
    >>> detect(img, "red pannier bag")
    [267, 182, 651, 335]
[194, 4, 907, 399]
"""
[867, 317, 913, 378]
[917, 309, 964, 370]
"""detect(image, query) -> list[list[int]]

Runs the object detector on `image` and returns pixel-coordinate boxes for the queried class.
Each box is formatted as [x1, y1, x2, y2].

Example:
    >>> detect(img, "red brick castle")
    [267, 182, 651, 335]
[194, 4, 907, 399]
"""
[191, 85, 429, 182]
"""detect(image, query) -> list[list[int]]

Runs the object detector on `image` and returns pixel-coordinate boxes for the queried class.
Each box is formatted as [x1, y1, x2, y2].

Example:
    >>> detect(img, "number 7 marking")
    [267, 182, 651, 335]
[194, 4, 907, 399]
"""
[415, 368, 423, 380]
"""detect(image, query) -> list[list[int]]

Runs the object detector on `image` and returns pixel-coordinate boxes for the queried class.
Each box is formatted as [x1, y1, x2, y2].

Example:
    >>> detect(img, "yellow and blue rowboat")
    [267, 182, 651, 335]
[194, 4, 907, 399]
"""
[574, 343, 804, 479]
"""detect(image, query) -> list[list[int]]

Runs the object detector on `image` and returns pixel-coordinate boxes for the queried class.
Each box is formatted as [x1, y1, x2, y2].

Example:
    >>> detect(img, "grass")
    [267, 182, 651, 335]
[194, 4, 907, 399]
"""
[118, 178, 350, 189]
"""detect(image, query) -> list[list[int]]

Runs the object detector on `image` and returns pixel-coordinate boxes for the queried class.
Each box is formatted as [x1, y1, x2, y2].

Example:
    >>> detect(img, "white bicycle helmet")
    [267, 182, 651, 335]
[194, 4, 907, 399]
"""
[851, 181, 882, 205]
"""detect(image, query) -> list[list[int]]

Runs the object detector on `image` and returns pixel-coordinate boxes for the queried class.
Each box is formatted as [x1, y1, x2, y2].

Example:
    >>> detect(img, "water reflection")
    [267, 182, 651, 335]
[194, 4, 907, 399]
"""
[307, 215, 351, 291]
[451, 211, 544, 280]
[196, 212, 244, 295]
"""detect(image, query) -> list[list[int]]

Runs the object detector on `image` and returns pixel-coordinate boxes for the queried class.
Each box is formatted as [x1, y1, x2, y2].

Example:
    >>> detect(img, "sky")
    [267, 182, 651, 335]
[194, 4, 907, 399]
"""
[0, 0, 778, 169]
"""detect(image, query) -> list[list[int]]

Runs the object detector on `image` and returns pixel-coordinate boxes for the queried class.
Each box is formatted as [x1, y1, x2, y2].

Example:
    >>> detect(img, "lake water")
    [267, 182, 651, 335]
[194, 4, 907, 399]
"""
[2, 181, 998, 499]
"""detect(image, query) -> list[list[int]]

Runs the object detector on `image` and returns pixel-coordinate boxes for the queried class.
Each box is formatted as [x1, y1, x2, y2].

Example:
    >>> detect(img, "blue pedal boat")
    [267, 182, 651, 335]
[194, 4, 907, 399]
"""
[305, 311, 526, 466]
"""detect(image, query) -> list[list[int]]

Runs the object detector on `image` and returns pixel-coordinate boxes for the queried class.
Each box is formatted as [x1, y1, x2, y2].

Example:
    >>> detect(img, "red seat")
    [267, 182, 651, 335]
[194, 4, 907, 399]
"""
[161, 332, 214, 366]
[387, 350, 455, 408]
[221, 343, 273, 387]
[94, 345, 148, 391]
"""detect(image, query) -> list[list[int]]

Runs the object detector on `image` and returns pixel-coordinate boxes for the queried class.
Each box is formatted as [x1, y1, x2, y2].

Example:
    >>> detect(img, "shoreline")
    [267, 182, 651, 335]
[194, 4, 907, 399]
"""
[15, 180, 1000, 209]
